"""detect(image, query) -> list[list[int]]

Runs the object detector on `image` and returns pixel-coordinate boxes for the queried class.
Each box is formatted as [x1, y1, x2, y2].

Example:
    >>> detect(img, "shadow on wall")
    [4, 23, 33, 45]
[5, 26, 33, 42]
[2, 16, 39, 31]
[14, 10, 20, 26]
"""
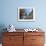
[0, 24, 7, 43]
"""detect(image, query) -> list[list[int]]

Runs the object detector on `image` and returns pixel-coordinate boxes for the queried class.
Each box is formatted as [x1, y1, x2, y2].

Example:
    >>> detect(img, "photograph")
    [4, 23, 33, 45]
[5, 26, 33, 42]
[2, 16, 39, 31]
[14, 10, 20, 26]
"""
[18, 7, 35, 21]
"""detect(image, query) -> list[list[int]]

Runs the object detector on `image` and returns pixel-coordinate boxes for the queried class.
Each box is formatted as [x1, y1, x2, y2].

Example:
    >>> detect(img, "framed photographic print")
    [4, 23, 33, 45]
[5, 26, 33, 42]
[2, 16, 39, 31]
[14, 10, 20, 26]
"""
[18, 7, 35, 21]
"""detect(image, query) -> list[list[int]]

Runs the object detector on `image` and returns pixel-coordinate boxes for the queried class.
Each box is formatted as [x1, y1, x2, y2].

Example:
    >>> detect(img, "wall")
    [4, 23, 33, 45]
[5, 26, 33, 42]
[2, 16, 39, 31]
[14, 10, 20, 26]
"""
[0, 0, 46, 43]
[0, 0, 46, 30]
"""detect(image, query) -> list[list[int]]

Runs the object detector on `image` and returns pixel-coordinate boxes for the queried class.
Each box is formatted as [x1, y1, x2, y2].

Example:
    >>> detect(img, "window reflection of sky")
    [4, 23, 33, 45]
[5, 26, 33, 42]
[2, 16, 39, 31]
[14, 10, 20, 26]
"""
[25, 8, 32, 16]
